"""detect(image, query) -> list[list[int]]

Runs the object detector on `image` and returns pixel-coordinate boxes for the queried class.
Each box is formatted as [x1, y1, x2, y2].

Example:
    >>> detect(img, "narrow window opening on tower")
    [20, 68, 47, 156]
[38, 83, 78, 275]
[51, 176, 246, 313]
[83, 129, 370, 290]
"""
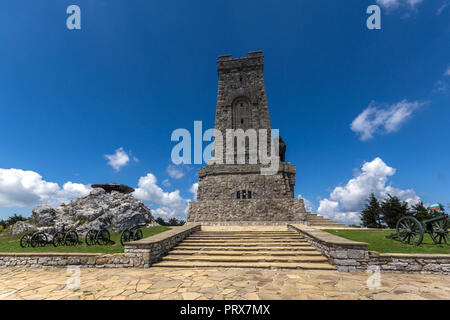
[242, 190, 246, 199]
[241, 118, 244, 124]
[248, 191, 252, 199]
[236, 191, 240, 199]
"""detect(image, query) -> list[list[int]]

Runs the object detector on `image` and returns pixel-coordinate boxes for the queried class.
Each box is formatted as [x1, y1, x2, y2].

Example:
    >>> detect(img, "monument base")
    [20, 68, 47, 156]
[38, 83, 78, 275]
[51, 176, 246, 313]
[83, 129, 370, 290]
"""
[187, 198, 307, 225]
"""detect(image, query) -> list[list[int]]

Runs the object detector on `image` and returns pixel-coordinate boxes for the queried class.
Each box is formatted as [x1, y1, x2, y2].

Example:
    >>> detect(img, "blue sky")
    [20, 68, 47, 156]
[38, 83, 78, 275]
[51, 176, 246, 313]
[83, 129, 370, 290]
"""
[0, 0, 449, 224]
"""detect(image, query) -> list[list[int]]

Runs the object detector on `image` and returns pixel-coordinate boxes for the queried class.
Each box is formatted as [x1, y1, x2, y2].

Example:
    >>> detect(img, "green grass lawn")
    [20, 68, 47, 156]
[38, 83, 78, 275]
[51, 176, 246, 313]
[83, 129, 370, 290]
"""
[0, 226, 170, 254]
[324, 229, 450, 254]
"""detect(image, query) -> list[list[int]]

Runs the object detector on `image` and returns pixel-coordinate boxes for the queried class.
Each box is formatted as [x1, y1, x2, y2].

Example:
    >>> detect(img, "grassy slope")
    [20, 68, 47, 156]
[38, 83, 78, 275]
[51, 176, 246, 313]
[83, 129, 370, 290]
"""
[324, 229, 450, 254]
[0, 226, 171, 254]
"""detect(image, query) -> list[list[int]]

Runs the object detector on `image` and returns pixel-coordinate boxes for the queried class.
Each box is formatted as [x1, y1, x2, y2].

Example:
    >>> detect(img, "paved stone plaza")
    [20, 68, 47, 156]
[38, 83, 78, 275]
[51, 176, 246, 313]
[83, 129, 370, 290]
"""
[0, 267, 448, 300]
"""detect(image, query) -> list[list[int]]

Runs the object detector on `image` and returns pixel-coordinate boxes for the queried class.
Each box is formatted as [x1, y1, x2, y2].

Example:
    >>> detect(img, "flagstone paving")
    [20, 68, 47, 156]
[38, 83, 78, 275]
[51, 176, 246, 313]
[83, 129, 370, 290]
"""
[0, 267, 448, 300]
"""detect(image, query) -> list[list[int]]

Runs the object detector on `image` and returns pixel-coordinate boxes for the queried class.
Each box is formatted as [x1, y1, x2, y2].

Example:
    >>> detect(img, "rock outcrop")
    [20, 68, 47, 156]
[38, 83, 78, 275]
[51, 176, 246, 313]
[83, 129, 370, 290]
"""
[31, 205, 56, 227]
[12, 186, 154, 236]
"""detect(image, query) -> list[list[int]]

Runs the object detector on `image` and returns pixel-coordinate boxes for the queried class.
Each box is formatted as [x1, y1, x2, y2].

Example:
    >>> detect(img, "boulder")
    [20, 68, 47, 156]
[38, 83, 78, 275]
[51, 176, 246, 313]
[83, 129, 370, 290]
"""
[12, 186, 154, 235]
[91, 183, 135, 194]
[11, 221, 37, 236]
[31, 205, 56, 226]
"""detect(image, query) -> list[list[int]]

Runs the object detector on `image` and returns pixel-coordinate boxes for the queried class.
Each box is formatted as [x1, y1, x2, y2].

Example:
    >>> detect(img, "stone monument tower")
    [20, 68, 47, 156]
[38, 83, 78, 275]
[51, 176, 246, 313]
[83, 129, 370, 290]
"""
[187, 51, 307, 225]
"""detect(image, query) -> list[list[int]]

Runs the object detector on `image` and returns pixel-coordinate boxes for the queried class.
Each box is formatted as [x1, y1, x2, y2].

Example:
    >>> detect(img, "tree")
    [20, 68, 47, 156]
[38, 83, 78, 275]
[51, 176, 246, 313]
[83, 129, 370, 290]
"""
[168, 218, 186, 226]
[0, 214, 27, 230]
[411, 202, 429, 221]
[360, 193, 382, 228]
[155, 217, 185, 226]
[380, 194, 409, 229]
[155, 217, 167, 226]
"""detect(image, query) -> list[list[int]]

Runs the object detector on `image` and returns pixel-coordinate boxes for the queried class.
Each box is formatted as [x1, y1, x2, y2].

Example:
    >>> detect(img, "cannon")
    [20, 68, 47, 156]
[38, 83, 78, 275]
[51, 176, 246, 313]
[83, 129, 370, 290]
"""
[53, 225, 81, 247]
[19, 231, 50, 248]
[19, 228, 81, 248]
[85, 228, 115, 246]
[390, 215, 448, 246]
[120, 226, 143, 246]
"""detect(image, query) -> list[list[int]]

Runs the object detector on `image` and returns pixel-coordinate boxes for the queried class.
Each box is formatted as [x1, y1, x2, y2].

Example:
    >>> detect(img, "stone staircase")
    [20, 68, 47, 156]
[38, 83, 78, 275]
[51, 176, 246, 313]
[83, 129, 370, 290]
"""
[306, 214, 346, 228]
[152, 231, 335, 270]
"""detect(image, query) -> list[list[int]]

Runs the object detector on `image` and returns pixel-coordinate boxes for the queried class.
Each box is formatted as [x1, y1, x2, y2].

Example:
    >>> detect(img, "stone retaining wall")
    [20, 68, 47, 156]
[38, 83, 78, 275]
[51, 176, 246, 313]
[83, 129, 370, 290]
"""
[0, 252, 137, 268]
[288, 224, 369, 272]
[363, 252, 450, 274]
[123, 223, 201, 267]
[0, 223, 201, 269]
[288, 224, 450, 275]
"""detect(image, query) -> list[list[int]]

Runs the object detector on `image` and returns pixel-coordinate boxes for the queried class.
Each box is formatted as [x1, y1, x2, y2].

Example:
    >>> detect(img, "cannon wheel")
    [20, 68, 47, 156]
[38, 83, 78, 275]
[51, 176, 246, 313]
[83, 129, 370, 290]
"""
[31, 232, 48, 248]
[96, 229, 110, 245]
[52, 232, 65, 247]
[64, 230, 79, 246]
[85, 230, 98, 246]
[120, 229, 130, 246]
[20, 233, 32, 248]
[396, 216, 424, 246]
[133, 229, 143, 241]
[429, 219, 448, 245]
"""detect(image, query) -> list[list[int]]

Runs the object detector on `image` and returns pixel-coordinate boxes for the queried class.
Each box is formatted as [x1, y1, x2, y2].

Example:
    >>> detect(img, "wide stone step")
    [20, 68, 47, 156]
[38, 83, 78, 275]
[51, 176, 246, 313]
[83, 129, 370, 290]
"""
[162, 255, 328, 263]
[308, 222, 345, 227]
[170, 249, 322, 256]
[174, 246, 317, 251]
[194, 232, 299, 235]
[178, 242, 311, 247]
[188, 235, 305, 239]
[152, 261, 336, 270]
[182, 239, 308, 244]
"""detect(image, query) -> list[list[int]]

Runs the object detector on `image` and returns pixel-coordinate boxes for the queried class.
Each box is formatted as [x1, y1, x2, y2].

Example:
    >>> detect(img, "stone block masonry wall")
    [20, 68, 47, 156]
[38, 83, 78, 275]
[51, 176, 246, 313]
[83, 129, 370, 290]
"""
[188, 199, 307, 223]
[288, 224, 450, 275]
[0, 253, 139, 268]
[196, 163, 296, 200]
[362, 253, 450, 274]
[214, 51, 272, 163]
[0, 224, 201, 268]
[288, 224, 369, 272]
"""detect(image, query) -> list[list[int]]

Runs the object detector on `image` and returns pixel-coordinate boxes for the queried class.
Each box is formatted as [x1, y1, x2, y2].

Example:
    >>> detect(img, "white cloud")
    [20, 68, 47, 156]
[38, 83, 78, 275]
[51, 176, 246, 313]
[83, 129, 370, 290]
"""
[377, 0, 401, 9]
[376, 0, 423, 10]
[432, 65, 450, 93]
[162, 179, 171, 187]
[437, 1, 449, 14]
[133, 173, 189, 219]
[152, 207, 179, 218]
[0, 168, 91, 208]
[351, 100, 424, 141]
[445, 66, 450, 76]
[167, 165, 185, 179]
[434, 80, 449, 93]
[189, 183, 198, 200]
[105, 147, 136, 172]
[317, 157, 420, 225]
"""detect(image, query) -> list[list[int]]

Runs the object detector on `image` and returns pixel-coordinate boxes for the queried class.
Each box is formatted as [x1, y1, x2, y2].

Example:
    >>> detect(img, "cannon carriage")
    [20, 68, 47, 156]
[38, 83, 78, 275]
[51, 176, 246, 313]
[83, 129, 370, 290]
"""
[84, 228, 115, 246]
[19, 227, 81, 248]
[392, 215, 448, 246]
[120, 225, 144, 246]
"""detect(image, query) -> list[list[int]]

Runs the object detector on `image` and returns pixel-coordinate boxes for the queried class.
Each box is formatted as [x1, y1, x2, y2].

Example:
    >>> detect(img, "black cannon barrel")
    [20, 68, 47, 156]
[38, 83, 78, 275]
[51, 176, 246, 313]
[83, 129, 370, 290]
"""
[422, 215, 447, 224]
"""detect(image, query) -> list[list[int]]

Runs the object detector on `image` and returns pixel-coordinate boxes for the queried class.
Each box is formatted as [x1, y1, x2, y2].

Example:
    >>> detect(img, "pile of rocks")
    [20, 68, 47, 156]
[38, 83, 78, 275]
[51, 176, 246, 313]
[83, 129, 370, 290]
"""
[12, 184, 154, 236]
